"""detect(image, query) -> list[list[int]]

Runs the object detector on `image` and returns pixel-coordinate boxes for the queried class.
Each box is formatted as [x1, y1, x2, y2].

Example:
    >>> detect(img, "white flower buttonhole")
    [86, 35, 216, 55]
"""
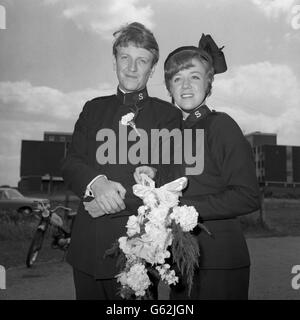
[120, 112, 140, 137]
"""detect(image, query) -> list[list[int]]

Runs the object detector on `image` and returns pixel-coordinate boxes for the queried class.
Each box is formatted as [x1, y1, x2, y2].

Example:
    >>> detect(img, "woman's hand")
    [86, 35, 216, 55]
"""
[134, 166, 157, 184]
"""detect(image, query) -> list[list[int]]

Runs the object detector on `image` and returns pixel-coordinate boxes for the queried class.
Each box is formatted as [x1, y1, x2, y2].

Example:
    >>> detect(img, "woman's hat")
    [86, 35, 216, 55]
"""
[164, 33, 227, 74]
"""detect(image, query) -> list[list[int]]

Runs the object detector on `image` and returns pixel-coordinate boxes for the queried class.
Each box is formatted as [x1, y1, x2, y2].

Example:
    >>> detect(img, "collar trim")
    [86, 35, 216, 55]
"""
[184, 104, 212, 127]
[116, 87, 149, 106]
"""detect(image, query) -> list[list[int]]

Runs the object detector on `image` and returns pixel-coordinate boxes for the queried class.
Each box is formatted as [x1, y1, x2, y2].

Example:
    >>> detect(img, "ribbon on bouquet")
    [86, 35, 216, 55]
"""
[133, 174, 213, 238]
[133, 174, 188, 208]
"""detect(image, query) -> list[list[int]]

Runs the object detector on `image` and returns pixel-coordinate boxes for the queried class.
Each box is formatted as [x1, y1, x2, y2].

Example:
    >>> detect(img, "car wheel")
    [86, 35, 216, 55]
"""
[19, 207, 32, 215]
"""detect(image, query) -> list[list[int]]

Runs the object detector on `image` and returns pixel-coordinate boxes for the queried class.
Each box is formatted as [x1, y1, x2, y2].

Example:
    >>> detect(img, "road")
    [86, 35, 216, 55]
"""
[1, 236, 300, 300]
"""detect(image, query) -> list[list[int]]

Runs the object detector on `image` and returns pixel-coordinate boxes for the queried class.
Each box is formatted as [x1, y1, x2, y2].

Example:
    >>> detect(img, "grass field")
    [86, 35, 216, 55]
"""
[1, 197, 299, 269]
[240, 198, 300, 237]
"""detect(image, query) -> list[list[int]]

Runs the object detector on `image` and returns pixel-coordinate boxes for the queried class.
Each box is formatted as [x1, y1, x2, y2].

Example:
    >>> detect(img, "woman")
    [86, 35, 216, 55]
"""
[161, 34, 261, 299]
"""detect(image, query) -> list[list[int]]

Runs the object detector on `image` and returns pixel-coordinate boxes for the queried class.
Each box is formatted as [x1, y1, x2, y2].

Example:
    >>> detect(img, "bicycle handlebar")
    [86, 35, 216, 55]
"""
[36, 202, 73, 215]
[50, 206, 72, 213]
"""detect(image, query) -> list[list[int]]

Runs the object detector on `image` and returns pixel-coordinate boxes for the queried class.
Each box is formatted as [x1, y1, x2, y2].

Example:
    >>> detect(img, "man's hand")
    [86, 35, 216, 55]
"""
[83, 199, 106, 218]
[134, 166, 157, 184]
[91, 176, 126, 214]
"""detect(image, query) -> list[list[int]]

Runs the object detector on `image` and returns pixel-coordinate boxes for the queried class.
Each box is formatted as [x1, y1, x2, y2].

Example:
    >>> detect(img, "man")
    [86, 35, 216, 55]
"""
[61, 22, 182, 300]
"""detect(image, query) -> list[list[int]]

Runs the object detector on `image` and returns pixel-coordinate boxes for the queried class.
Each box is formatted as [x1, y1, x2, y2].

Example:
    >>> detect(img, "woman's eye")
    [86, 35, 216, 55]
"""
[191, 75, 200, 80]
[173, 77, 181, 83]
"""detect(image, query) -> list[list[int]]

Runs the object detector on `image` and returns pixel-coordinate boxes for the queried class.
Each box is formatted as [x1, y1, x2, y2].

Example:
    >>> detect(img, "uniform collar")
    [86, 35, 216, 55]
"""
[116, 87, 149, 106]
[184, 104, 212, 127]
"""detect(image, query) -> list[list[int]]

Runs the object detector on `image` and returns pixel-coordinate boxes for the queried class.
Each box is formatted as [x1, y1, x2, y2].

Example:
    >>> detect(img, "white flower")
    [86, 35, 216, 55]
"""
[114, 176, 200, 298]
[138, 205, 147, 215]
[147, 205, 169, 227]
[154, 250, 171, 265]
[121, 112, 135, 125]
[126, 215, 140, 237]
[156, 264, 179, 285]
[140, 224, 173, 264]
[170, 205, 199, 232]
[119, 236, 130, 255]
[120, 112, 140, 136]
[117, 263, 151, 297]
[144, 223, 167, 245]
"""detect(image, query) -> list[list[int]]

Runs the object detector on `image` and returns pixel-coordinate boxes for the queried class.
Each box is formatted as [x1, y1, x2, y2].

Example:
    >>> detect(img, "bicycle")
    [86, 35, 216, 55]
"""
[26, 202, 77, 268]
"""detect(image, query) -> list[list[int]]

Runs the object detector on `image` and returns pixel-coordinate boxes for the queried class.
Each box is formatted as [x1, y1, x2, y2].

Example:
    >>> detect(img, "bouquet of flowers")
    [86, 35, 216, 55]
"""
[105, 174, 204, 299]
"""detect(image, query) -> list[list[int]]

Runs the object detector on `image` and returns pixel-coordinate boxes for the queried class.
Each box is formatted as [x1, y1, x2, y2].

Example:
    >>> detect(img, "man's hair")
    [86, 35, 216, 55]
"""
[164, 48, 214, 96]
[113, 22, 159, 66]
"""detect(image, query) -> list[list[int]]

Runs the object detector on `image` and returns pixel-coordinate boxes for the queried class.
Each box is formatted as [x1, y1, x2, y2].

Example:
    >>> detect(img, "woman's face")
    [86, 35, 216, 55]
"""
[169, 58, 208, 112]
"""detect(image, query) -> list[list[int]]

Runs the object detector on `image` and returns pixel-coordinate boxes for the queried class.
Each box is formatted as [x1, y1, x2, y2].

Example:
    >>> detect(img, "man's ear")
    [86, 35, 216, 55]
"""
[112, 55, 116, 71]
[149, 64, 156, 78]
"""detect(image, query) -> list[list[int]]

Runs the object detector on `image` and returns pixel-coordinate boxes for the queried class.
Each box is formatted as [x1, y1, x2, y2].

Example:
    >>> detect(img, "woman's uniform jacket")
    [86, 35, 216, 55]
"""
[177, 105, 261, 270]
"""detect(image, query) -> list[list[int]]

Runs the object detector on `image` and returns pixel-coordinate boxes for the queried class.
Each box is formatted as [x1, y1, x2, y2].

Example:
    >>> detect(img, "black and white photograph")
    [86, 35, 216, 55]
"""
[0, 0, 300, 306]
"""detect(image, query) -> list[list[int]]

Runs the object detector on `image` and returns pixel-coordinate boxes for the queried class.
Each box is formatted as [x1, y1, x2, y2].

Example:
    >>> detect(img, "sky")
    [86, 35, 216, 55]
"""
[0, 0, 300, 186]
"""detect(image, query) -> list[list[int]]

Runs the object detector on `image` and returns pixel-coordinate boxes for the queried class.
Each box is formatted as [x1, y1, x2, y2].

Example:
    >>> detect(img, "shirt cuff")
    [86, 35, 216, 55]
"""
[84, 175, 107, 198]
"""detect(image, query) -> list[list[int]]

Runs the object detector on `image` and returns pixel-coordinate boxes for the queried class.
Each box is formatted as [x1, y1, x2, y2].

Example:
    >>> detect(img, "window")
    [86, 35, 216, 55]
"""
[0, 191, 9, 200]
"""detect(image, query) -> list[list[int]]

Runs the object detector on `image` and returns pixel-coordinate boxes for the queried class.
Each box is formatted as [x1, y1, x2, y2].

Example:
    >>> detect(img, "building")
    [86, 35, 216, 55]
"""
[246, 132, 300, 189]
[18, 132, 72, 193]
[44, 131, 72, 144]
[245, 131, 277, 147]
[19, 130, 300, 194]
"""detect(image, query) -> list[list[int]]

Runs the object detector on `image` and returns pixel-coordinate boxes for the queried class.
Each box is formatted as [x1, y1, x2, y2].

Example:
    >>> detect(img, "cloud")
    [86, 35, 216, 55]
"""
[0, 81, 113, 123]
[251, 0, 299, 29]
[44, 0, 154, 39]
[251, 0, 296, 18]
[0, 81, 115, 185]
[43, 0, 61, 4]
[209, 61, 300, 145]
[213, 61, 300, 115]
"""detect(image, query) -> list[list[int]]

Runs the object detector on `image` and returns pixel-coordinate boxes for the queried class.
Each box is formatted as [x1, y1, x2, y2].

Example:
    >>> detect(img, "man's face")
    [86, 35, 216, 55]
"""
[114, 43, 155, 93]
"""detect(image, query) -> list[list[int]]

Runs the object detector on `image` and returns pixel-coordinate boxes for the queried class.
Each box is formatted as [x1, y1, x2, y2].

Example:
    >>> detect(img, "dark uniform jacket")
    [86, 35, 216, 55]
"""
[176, 105, 261, 269]
[61, 87, 182, 279]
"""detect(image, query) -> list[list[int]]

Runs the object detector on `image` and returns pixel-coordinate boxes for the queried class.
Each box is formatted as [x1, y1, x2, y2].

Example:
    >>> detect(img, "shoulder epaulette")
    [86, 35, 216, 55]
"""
[90, 94, 114, 102]
[210, 109, 225, 116]
[151, 97, 174, 107]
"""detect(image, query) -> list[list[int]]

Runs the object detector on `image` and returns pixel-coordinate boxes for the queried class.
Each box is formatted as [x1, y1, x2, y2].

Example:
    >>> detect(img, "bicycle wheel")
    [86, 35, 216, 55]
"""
[26, 229, 45, 267]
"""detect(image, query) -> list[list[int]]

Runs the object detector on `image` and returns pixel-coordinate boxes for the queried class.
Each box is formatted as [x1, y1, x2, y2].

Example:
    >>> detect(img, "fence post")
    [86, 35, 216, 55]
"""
[0, 265, 6, 290]
[259, 186, 267, 228]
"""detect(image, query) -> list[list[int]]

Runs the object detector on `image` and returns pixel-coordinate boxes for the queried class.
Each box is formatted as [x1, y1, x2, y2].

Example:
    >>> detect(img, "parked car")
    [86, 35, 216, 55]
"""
[0, 187, 50, 214]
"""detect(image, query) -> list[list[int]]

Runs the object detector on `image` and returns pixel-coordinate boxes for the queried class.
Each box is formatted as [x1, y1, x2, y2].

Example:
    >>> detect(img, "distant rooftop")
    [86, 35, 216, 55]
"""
[245, 131, 277, 137]
[44, 131, 72, 136]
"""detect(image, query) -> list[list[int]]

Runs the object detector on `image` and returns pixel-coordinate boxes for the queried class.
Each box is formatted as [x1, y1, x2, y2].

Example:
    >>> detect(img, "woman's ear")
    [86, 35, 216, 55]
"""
[205, 73, 214, 96]
[206, 81, 212, 96]
[112, 55, 116, 71]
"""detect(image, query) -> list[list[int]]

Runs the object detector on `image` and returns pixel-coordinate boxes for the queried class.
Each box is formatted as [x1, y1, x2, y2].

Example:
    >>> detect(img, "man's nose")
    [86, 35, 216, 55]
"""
[128, 59, 137, 72]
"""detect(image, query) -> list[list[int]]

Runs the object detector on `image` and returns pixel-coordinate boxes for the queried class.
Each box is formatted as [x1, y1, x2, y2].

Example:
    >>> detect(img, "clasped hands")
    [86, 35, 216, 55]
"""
[83, 166, 157, 218]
